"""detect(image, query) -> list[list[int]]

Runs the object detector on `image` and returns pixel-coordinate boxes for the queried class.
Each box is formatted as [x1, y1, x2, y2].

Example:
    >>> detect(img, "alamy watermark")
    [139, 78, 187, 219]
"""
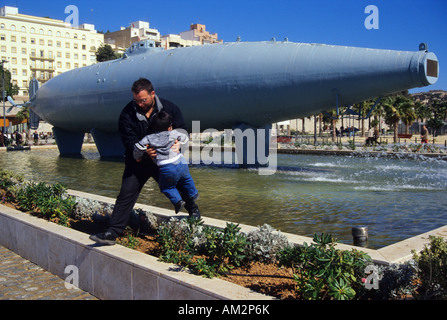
[65, 5, 79, 28]
[363, 265, 382, 290]
[364, 5, 379, 30]
[179, 121, 278, 176]
[64, 265, 79, 290]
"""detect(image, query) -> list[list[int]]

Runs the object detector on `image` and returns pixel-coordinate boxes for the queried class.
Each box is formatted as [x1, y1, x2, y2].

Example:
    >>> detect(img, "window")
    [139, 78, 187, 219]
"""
[21, 37, 26, 43]
[21, 26, 26, 33]
[0, 34, 5, 41]
[11, 35, 16, 42]
[30, 38, 36, 44]
[21, 58, 27, 65]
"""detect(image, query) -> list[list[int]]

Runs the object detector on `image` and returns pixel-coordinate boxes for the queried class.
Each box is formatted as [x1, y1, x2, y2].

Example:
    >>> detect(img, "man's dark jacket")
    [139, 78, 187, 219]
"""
[118, 95, 187, 166]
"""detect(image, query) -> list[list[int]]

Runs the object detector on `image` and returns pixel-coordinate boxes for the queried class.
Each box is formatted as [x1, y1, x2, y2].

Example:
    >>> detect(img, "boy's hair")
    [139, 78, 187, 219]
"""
[131, 78, 154, 94]
[153, 111, 173, 132]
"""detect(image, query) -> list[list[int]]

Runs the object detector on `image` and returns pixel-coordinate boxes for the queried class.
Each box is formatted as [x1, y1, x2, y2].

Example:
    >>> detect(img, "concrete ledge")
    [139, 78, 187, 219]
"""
[0, 203, 272, 300]
[1, 189, 446, 300]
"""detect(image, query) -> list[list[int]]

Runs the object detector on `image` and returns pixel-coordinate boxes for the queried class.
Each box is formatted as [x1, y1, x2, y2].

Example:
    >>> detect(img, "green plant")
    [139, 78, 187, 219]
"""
[278, 233, 371, 300]
[0, 169, 25, 202]
[13, 181, 76, 226]
[157, 217, 204, 266]
[117, 226, 140, 249]
[202, 222, 247, 274]
[347, 140, 356, 150]
[412, 236, 447, 299]
[156, 218, 248, 278]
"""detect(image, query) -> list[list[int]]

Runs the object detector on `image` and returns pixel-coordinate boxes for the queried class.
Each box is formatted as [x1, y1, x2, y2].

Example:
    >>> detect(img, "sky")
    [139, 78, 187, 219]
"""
[3, 0, 447, 93]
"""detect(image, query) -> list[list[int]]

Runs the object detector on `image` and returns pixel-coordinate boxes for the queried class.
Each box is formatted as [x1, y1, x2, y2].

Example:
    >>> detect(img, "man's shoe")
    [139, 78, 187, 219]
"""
[175, 200, 185, 214]
[89, 231, 116, 245]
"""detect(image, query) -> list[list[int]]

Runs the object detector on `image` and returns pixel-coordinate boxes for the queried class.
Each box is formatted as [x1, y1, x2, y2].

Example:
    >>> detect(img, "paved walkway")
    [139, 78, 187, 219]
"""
[0, 245, 98, 300]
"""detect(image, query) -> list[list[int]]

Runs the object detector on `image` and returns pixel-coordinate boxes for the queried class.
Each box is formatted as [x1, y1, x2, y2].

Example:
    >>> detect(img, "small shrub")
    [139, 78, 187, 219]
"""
[278, 233, 371, 300]
[412, 236, 447, 299]
[245, 224, 290, 263]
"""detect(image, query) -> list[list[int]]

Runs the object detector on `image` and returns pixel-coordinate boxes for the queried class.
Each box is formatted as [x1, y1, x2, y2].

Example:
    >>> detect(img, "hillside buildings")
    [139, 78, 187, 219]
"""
[105, 22, 222, 52]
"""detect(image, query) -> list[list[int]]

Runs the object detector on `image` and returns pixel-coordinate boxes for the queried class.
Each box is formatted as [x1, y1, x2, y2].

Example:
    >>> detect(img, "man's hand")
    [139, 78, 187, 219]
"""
[145, 141, 180, 161]
[145, 145, 157, 160]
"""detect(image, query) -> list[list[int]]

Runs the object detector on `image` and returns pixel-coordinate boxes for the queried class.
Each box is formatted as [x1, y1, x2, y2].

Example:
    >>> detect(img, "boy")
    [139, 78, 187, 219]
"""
[134, 111, 200, 215]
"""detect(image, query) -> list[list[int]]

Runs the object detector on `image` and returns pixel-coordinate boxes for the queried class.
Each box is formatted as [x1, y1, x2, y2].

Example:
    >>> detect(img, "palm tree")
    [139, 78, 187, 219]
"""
[382, 95, 416, 142]
[322, 109, 339, 142]
[414, 100, 431, 123]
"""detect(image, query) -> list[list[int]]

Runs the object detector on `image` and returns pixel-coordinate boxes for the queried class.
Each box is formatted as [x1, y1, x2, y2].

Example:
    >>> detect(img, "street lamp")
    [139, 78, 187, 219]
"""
[1, 59, 9, 134]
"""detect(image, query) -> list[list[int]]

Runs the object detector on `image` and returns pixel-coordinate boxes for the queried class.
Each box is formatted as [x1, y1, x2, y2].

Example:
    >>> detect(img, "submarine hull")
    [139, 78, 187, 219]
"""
[31, 41, 439, 157]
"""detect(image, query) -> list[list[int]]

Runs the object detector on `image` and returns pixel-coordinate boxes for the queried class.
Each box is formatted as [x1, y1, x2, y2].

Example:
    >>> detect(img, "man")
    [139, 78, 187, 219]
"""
[420, 124, 428, 144]
[90, 78, 199, 245]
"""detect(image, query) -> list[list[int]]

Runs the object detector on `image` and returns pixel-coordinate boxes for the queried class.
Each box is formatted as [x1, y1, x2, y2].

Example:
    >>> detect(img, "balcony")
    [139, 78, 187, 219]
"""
[29, 53, 55, 62]
[30, 65, 55, 72]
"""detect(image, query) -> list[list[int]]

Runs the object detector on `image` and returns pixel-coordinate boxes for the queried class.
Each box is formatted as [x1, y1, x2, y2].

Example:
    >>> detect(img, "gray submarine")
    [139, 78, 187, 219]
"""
[10, 39, 439, 163]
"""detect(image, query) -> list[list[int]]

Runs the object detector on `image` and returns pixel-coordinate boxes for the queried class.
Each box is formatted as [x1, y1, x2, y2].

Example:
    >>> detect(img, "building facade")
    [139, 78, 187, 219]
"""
[0, 6, 104, 99]
[105, 22, 222, 51]
[179, 24, 222, 45]
[105, 20, 161, 52]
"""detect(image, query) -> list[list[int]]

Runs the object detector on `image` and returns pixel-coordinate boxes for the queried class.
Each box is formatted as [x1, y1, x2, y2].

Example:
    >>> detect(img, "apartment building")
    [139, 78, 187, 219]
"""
[179, 24, 222, 45]
[0, 6, 104, 98]
[105, 22, 222, 51]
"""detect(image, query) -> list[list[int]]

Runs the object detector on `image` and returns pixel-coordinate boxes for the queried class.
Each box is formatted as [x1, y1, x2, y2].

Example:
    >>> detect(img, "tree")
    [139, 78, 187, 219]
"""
[382, 95, 416, 142]
[1, 65, 19, 101]
[322, 109, 339, 142]
[353, 100, 375, 136]
[95, 44, 121, 62]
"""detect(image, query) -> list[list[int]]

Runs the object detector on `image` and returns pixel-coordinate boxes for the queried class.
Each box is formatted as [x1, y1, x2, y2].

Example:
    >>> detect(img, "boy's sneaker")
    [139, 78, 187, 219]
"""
[89, 231, 116, 245]
[189, 208, 201, 219]
[175, 200, 185, 214]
